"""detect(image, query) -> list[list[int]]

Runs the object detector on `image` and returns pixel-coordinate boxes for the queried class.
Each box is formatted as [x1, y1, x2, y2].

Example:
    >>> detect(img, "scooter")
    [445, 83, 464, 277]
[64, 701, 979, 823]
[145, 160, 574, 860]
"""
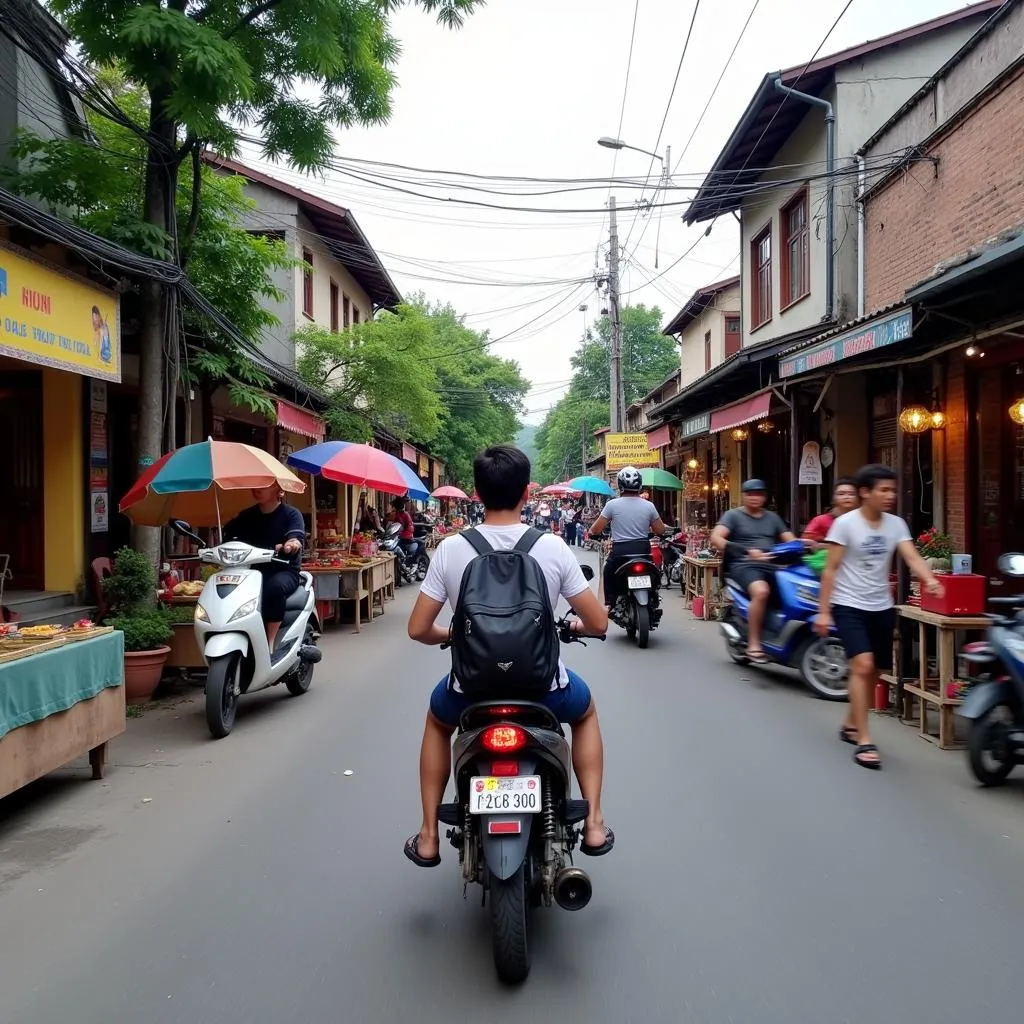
[659, 531, 686, 588]
[608, 552, 663, 648]
[957, 552, 1024, 786]
[170, 520, 322, 738]
[436, 581, 605, 985]
[380, 522, 430, 585]
[719, 539, 848, 701]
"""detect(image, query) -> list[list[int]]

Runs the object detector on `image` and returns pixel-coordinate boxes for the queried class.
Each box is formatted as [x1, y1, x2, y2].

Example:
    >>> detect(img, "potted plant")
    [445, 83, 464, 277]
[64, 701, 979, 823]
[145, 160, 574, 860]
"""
[103, 547, 173, 703]
[915, 527, 954, 572]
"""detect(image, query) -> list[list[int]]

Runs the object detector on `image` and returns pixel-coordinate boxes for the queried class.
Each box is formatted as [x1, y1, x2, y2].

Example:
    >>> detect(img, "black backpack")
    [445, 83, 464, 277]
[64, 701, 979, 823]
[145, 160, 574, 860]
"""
[450, 528, 560, 698]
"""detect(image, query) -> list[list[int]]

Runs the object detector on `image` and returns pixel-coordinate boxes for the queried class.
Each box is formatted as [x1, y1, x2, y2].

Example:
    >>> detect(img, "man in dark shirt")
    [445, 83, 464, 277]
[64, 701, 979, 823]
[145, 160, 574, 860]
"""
[224, 485, 305, 649]
[710, 479, 795, 662]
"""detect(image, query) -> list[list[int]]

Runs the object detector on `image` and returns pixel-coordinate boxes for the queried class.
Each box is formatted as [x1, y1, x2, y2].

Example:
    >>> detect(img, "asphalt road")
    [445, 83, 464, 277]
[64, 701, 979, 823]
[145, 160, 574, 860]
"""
[2, 551, 1024, 1023]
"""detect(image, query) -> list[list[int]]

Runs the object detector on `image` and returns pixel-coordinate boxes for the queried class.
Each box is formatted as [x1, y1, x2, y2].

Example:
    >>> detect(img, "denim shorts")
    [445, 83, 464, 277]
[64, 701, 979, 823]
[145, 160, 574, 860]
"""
[428, 669, 593, 728]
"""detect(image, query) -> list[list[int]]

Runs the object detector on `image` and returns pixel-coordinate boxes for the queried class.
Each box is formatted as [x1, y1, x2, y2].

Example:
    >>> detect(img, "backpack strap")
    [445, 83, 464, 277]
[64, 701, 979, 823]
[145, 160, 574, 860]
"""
[513, 528, 545, 555]
[461, 527, 494, 557]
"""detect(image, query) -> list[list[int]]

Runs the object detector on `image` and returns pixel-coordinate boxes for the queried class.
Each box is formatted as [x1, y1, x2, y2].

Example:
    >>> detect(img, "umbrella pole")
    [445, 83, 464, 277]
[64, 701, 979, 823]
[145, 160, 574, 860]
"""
[310, 474, 317, 550]
[215, 489, 223, 543]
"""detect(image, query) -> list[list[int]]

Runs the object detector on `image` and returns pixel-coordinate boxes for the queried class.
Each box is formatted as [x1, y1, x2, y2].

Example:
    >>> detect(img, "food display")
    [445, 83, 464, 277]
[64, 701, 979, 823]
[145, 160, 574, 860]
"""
[173, 580, 204, 597]
[18, 625, 63, 639]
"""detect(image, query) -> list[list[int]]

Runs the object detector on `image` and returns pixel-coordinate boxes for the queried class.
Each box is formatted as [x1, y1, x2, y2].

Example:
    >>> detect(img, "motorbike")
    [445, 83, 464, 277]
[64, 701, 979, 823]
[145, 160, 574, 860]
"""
[957, 552, 1024, 786]
[169, 520, 322, 738]
[379, 522, 430, 586]
[719, 539, 848, 701]
[659, 531, 686, 588]
[436, 576, 604, 986]
[607, 549, 662, 648]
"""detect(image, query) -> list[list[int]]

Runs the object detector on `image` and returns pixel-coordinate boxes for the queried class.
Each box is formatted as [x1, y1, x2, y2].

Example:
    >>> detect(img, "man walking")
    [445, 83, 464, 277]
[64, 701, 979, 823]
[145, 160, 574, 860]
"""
[815, 464, 944, 770]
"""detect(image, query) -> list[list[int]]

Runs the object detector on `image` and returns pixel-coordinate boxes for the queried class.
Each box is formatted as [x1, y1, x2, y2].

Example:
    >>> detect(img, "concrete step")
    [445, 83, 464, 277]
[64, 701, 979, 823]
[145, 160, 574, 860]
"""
[3, 590, 78, 617]
[14, 604, 99, 629]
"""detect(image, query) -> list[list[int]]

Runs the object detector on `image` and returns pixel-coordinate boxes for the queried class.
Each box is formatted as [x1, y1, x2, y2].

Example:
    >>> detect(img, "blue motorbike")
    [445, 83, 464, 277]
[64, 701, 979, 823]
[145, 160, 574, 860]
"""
[719, 539, 849, 701]
[957, 552, 1024, 786]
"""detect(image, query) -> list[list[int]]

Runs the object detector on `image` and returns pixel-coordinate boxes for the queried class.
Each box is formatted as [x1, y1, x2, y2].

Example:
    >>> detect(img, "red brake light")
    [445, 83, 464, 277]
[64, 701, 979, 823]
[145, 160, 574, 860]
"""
[488, 706, 520, 716]
[632, 562, 646, 573]
[482, 725, 527, 753]
[490, 761, 520, 776]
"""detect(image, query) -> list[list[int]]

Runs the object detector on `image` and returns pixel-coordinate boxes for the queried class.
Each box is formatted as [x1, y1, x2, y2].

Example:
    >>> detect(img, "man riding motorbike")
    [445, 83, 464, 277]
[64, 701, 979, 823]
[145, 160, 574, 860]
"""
[388, 497, 421, 563]
[588, 466, 667, 607]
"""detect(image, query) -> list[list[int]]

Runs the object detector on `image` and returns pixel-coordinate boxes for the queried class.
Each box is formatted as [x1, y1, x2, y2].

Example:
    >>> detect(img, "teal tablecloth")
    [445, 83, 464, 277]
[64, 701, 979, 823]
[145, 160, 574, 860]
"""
[0, 632, 124, 741]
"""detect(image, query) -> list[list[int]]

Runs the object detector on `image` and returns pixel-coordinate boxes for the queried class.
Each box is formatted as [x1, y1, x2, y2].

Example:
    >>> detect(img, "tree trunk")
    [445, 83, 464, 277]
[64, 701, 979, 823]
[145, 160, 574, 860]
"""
[132, 97, 177, 568]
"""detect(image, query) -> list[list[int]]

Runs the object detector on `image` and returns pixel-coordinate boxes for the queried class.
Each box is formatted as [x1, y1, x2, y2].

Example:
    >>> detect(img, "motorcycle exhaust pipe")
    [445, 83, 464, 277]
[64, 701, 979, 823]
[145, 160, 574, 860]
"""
[298, 645, 322, 664]
[553, 866, 592, 911]
[720, 622, 741, 642]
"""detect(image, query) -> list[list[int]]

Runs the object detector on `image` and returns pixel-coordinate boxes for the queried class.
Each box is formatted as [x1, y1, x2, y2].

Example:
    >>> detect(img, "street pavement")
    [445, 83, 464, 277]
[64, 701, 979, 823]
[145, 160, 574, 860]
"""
[2, 548, 1024, 1023]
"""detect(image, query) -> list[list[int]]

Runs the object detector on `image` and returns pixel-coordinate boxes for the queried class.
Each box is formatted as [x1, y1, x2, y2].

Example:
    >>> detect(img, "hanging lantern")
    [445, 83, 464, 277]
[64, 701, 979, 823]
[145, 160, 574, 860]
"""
[898, 404, 931, 434]
[1010, 397, 1024, 425]
[731, 427, 749, 442]
[929, 408, 946, 429]
[756, 420, 775, 434]
[686, 457, 699, 471]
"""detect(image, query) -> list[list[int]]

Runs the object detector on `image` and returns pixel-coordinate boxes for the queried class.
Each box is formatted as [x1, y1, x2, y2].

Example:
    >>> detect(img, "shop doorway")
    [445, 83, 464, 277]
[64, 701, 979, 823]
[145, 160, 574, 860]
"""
[0, 371, 44, 590]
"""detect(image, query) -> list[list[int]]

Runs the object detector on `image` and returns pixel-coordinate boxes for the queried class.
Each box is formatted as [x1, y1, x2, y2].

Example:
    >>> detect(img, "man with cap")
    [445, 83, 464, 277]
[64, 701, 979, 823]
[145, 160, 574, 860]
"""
[710, 480, 796, 662]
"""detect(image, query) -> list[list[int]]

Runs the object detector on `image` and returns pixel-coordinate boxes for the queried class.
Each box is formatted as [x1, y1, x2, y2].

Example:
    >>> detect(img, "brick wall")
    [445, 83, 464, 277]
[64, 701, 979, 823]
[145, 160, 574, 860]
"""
[943, 352, 967, 550]
[864, 66, 1024, 310]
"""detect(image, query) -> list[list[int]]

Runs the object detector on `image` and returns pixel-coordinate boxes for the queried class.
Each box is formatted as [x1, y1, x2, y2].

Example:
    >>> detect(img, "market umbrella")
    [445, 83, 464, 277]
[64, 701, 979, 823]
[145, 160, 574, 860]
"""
[119, 439, 305, 527]
[528, 482, 541, 492]
[640, 468, 684, 491]
[566, 475, 614, 497]
[432, 485, 469, 500]
[287, 441, 431, 501]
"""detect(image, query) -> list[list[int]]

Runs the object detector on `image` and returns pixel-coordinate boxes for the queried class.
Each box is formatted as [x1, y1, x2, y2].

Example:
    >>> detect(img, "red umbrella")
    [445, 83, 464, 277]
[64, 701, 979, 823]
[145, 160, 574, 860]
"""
[432, 485, 468, 500]
[471, 490, 480, 501]
[308, 443, 414, 495]
[528, 482, 541, 491]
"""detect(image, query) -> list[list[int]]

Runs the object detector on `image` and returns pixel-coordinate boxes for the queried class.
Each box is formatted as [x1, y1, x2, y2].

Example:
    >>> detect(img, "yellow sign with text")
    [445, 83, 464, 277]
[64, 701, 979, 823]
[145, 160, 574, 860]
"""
[0, 244, 120, 381]
[605, 432, 660, 469]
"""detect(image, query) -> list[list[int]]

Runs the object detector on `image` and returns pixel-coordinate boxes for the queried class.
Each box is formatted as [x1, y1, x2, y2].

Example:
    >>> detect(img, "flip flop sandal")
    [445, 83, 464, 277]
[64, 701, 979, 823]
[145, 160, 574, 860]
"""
[580, 826, 616, 857]
[746, 649, 769, 664]
[404, 834, 441, 867]
[853, 744, 882, 770]
[839, 725, 858, 746]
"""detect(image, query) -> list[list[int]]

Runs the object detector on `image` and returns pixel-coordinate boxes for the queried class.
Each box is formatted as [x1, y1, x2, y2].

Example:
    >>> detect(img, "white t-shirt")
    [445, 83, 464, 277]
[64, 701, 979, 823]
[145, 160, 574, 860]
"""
[825, 509, 911, 611]
[421, 524, 590, 691]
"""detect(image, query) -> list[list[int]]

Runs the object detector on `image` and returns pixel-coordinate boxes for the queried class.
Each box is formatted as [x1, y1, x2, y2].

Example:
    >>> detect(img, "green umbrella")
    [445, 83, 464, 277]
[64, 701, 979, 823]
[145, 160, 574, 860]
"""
[640, 468, 684, 491]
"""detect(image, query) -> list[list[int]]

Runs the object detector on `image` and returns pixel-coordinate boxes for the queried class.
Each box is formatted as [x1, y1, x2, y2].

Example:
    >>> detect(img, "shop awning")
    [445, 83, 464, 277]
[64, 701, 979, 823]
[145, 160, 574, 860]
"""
[647, 425, 671, 449]
[276, 399, 325, 441]
[710, 392, 771, 433]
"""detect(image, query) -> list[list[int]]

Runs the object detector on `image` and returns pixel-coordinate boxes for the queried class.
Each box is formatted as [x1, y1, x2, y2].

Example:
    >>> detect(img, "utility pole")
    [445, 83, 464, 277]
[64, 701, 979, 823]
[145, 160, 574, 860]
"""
[607, 196, 623, 433]
[581, 418, 587, 475]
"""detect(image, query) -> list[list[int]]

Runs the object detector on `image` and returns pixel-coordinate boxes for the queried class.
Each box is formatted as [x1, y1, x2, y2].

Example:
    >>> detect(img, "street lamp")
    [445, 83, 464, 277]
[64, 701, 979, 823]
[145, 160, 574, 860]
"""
[597, 136, 666, 168]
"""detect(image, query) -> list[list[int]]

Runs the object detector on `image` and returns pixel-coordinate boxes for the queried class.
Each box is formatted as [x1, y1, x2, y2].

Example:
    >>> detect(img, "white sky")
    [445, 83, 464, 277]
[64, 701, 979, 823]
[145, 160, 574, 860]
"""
[242, 0, 971, 423]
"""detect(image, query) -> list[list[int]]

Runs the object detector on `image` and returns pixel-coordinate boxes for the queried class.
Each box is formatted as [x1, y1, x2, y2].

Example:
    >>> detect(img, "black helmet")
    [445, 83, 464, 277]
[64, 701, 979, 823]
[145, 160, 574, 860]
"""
[742, 478, 768, 493]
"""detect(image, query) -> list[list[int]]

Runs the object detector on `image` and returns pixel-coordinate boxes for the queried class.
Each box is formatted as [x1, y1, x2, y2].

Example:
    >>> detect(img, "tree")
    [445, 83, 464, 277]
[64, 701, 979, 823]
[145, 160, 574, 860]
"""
[51, 0, 483, 555]
[533, 393, 606, 484]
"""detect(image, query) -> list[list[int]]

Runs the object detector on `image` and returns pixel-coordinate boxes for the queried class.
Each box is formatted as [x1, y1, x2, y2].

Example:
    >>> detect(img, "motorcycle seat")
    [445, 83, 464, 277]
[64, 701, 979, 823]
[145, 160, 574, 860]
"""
[284, 585, 308, 611]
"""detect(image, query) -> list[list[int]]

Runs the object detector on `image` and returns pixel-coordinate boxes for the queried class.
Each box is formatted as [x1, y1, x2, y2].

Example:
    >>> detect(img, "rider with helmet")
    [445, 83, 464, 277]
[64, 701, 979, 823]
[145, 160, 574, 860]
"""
[710, 479, 796, 663]
[588, 466, 667, 606]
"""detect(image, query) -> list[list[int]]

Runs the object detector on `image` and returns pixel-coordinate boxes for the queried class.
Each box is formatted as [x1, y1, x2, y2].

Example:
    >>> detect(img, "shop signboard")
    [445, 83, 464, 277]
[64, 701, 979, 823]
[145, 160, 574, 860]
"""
[778, 307, 912, 379]
[605, 432, 661, 469]
[681, 412, 710, 439]
[0, 243, 121, 381]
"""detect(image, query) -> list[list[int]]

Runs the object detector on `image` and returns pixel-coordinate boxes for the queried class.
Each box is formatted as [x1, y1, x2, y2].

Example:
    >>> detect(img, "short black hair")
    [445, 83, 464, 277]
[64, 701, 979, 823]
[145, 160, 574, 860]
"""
[474, 445, 531, 511]
[854, 463, 897, 494]
[834, 476, 858, 491]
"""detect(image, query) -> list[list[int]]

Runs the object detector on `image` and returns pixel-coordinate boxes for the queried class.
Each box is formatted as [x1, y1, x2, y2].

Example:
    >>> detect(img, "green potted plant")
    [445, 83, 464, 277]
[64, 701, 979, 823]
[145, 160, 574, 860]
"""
[103, 547, 173, 703]
[915, 527, 954, 572]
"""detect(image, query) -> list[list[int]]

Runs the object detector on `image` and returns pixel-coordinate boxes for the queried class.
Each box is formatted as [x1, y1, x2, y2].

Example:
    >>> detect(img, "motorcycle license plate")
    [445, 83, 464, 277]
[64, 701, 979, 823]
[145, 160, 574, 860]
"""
[469, 776, 542, 815]
[216, 574, 243, 585]
[628, 575, 651, 589]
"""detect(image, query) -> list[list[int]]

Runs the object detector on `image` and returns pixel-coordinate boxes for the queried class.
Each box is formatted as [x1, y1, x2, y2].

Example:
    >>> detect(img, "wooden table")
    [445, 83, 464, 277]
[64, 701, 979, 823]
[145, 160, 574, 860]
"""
[882, 604, 990, 749]
[306, 556, 396, 633]
[682, 556, 723, 620]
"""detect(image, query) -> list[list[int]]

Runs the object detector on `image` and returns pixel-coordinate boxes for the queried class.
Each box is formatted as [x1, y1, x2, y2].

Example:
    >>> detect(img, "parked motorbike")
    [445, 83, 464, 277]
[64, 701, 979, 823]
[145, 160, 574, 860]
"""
[169, 520, 322, 738]
[380, 522, 430, 586]
[659, 531, 686, 588]
[719, 539, 848, 701]
[957, 552, 1024, 785]
[608, 552, 662, 648]
[437, 577, 604, 985]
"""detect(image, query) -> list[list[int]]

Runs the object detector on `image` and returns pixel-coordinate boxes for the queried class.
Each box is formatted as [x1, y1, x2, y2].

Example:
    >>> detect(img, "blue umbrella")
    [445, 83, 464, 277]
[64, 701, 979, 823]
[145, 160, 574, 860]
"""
[567, 475, 614, 497]
[287, 441, 431, 501]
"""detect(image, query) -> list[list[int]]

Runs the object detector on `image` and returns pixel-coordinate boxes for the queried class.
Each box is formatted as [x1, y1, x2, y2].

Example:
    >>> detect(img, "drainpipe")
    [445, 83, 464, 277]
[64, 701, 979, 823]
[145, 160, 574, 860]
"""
[855, 154, 866, 317]
[773, 76, 835, 322]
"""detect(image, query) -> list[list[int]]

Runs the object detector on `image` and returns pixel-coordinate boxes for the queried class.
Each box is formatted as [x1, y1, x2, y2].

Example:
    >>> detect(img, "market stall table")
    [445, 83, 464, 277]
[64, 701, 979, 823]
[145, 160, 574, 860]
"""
[682, 556, 722, 620]
[0, 631, 125, 798]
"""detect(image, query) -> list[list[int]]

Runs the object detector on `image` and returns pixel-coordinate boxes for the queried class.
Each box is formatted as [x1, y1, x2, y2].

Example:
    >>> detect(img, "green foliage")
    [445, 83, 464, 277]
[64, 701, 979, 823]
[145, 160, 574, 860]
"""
[108, 610, 174, 652]
[102, 546, 159, 615]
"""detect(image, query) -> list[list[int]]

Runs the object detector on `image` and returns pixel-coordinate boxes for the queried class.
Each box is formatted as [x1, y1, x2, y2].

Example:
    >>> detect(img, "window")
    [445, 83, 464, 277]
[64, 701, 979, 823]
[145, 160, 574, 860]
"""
[329, 280, 339, 332]
[704, 330, 712, 372]
[353, 307, 360, 325]
[751, 226, 772, 329]
[724, 314, 741, 357]
[343, 294, 351, 330]
[781, 187, 809, 308]
[302, 248, 314, 318]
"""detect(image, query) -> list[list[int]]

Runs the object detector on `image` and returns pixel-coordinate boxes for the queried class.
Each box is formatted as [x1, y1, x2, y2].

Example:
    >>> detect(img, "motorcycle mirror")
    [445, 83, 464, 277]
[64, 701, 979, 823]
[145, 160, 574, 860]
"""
[580, 565, 595, 581]
[169, 518, 204, 546]
[997, 552, 1024, 577]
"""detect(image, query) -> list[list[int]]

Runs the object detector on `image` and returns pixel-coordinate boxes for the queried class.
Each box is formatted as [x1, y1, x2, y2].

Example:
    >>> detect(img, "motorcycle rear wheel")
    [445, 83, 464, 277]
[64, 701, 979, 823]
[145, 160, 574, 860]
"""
[205, 653, 240, 739]
[490, 863, 531, 985]
[285, 626, 316, 696]
[635, 603, 650, 649]
[967, 704, 1016, 786]
[723, 607, 749, 665]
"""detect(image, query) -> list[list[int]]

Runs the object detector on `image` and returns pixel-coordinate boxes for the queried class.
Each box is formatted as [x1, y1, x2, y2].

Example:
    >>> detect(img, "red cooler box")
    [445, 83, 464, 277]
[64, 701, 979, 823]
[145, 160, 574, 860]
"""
[919, 573, 986, 616]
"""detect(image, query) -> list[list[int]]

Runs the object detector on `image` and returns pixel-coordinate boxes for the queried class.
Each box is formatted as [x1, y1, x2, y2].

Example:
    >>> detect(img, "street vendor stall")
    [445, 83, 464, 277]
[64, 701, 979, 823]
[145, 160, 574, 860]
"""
[0, 628, 125, 798]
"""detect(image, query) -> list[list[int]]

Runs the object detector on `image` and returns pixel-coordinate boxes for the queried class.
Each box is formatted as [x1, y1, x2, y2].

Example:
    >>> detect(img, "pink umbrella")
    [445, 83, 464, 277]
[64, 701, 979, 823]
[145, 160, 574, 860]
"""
[304, 443, 413, 495]
[432, 485, 469, 500]
[540, 483, 571, 496]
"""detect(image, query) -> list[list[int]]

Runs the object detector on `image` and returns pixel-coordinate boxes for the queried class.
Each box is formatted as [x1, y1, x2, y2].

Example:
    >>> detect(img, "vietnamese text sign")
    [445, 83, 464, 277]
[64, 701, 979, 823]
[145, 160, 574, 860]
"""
[605, 432, 661, 469]
[682, 412, 710, 439]
[778, 308, 912, 379]
[0, 243, 120, 381]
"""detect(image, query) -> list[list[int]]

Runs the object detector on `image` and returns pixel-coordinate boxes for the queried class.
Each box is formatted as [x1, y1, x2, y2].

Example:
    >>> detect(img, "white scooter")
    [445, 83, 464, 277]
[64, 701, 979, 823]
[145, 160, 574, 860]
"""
[171, 520, 322, 739]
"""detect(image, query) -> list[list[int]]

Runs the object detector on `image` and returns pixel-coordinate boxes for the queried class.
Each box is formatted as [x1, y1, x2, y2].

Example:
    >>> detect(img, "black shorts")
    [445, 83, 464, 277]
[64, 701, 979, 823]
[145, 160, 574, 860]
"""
[730, 563, 775, 592]
[832, 605, 895, 670]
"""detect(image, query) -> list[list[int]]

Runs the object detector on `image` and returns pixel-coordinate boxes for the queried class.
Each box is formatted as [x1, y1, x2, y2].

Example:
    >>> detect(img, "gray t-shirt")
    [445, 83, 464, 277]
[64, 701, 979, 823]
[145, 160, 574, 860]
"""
[719, 507, 789, 565]
[599, 497, 660, 542]
[826, 509, 911, 611]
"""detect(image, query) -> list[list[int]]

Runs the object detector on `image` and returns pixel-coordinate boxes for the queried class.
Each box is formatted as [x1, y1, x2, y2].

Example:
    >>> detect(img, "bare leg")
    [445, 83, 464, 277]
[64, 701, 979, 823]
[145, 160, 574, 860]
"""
[415, 712, 454, 860]
[569, 701, 607, 849]
[746, 580, 771, 652]
[847, 652, 880, 764]
[266, 621, 281, 649]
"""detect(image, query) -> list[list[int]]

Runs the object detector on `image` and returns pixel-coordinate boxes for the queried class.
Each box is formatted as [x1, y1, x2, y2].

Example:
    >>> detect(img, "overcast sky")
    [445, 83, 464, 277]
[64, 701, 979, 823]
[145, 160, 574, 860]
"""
[242, 0, 972, 423]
